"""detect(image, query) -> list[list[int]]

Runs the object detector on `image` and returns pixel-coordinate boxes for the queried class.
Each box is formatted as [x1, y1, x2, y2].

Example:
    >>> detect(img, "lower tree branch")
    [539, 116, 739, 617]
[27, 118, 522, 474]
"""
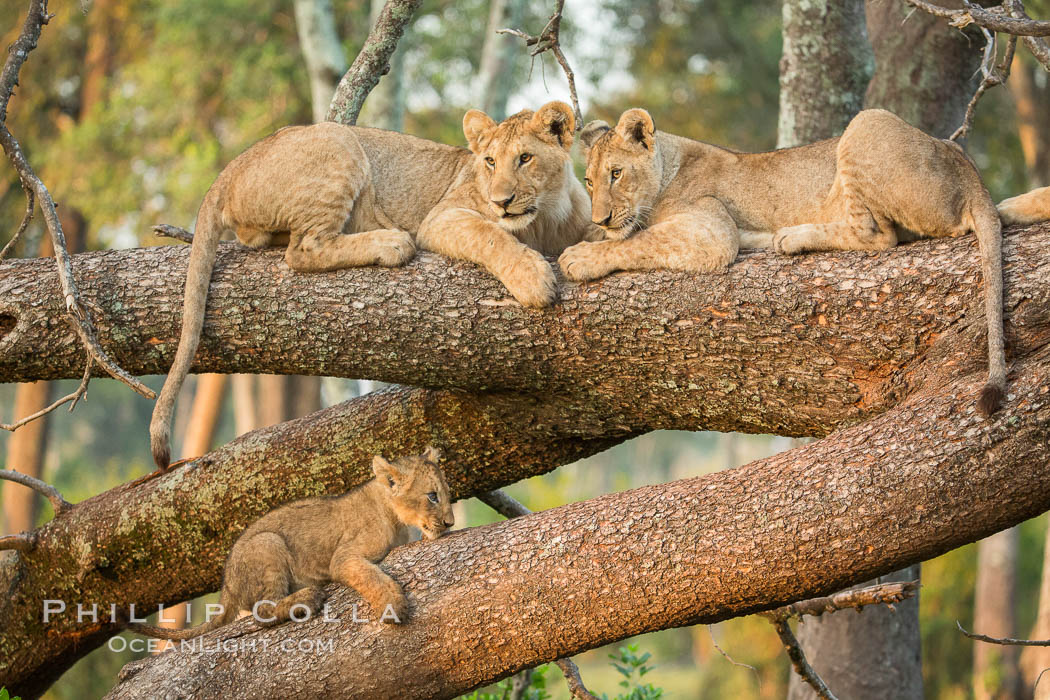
[101, 348, 1050, 699]
[958, 620, 1050, 646]
[0, 468, 72, 518]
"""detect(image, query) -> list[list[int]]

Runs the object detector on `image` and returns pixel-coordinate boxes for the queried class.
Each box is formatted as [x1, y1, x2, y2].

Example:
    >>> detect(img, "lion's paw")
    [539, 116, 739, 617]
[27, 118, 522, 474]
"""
[501, 248, 558, 308]
[558, 242, 614, 282]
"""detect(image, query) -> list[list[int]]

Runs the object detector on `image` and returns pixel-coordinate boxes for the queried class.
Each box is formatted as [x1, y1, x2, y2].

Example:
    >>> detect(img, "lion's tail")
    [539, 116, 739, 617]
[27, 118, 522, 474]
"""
[149, 174, 229, 469]
[969, 197, 1006, 417]
[126, 599, 235, 641]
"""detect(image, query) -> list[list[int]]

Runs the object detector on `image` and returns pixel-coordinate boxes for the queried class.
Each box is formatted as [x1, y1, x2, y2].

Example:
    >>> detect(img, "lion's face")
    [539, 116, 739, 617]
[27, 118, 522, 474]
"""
[463, 102, 576, 232]
[580, 109, 660, 240]
[373, 446, 454, 541]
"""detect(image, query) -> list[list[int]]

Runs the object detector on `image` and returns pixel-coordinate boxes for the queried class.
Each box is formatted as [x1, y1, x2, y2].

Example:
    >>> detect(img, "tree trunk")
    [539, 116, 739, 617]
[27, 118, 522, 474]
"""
[864, 0, 986, 138]
[102, 361, 1050, 699]
[777, 0, 873, 148]
[973, 528, 1022, 700]
[292, 0, 346, 124]
[476, 0, 527, 121]
[355, 0, 409, 130]
[2, 223, 1049, 696]
[1008, 54, 1050, 188]
[1022, 520, 1050, 699]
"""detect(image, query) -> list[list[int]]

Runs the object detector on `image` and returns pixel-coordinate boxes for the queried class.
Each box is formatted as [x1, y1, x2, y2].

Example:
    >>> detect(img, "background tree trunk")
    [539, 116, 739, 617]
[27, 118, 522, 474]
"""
[1022, 520, 1050, 699]
[1008, 55, 1050, 188]
[362, 0, 408, 131]
[292, 0, 347, 124]
[777, 0, 873, 148]
[973, 528, 1022, 700]
[476, 0, 527, 121]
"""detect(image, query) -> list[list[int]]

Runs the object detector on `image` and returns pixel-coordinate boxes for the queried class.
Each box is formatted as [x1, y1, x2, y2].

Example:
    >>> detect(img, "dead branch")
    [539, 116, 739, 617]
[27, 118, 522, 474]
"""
[1007, 0, 1050, 71]
[0, 467, 72, 552]
[326, 0, 423, 125]
[0, 360, 91, 431]
[498, 0, 582, 131]
[958, 620, 1050, 646]
[480, 489, 601, 700]
[0, 0, 154, 431]
[767, 615, 838, 700]
[0, 468, 73, 516]
[902, 0, 1050, 36]
[773, 581, 920, 619]
[762, 581, 920, 700]
[950, 30, 1017, 141]
[152, 224, 193, 244]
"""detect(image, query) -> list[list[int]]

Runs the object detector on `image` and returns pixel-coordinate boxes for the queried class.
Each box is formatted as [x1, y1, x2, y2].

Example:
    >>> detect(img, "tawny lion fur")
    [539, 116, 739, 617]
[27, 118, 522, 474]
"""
[563, 108, 1050, 417]
[150, 101, 598, 468]
[127, 446, 454, 639]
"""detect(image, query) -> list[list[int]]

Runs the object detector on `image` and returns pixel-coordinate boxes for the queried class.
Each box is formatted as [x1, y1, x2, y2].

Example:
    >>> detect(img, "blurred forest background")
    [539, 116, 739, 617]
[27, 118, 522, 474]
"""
[2, 0, 1049, 698]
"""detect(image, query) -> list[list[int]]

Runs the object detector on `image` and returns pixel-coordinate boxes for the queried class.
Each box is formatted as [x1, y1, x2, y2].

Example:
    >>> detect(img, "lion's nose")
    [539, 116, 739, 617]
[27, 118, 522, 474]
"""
[493, 194, 515, 210]
[443, 517, 454, 528]
[593, 213, 612, 226]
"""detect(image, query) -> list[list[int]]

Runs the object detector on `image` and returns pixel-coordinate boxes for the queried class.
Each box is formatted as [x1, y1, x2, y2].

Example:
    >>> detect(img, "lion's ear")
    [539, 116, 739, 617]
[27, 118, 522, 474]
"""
[615, 108, 655, 151]
[422, 445, 443, 463]
[463, 109, 497, 153]
[372, 455, 403, 489]
[530, 101, 575, 150]
[580, 120, 611, 159]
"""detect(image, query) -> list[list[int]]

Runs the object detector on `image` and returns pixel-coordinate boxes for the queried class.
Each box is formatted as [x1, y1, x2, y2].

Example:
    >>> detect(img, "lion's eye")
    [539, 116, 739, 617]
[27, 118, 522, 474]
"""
[485, 157, 495, 167]
[427, 492, 439, 504]
[611, 168, 622, 180]
[584, 178, 592, 189]
[519, 153, 533, 164]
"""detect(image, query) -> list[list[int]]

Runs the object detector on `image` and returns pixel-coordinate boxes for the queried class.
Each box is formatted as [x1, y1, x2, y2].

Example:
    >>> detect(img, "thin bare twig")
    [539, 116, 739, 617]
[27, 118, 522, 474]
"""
[0, 533, 36, 552]
[480, 490, 600, 700]
[707, 625, 761, 685]
[0, 468, 73, 516]
[0, 0, 155, 419]
[0, 181, 33, 260]
[901, 0, 1050, 36]
[950, 30, 1017, 141]
[0, 360, 92, 431]
[957, 620, 1050, 646]
[761, 581, 920, 700]
[498, 0, 583, 132]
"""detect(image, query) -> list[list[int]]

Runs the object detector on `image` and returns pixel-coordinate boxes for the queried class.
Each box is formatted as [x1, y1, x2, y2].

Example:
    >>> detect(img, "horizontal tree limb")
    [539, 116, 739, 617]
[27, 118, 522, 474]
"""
[0, 385, 627, 697]
[105, 346, 1050, 698]
[3, 224, 1049, 437]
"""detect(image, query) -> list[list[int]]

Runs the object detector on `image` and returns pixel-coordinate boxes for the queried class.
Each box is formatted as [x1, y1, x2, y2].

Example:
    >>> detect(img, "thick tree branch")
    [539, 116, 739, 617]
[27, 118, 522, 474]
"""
[103, 349, 1050, 698]
[902, 0, 1050, 37]
[3, 225, 1048, 438]
[325, 0, 422, 125]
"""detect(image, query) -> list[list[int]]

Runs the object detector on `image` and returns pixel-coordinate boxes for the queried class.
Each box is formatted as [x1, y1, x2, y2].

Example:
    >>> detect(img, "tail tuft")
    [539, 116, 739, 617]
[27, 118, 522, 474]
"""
[977, 382, 1004, 418]
[150, 422, 171, 470]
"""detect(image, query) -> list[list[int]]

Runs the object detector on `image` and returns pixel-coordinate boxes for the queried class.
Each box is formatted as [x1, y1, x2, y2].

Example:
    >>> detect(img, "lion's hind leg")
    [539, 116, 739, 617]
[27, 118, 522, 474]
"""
[222, 532, 297, 625]
[285, 227, 416, 272]
[773, 184, 896, 256]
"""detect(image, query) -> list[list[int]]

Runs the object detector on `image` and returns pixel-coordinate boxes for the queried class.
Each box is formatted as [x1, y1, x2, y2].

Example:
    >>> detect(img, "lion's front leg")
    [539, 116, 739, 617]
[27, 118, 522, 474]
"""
[559, 198, 739, 281]
[417, 208, 557, 308]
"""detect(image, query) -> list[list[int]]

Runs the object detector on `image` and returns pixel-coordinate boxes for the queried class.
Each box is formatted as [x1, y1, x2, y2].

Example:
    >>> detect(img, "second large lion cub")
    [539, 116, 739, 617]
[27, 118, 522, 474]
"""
[562, 108, 1050, 417]
[150, 102, 596, 469]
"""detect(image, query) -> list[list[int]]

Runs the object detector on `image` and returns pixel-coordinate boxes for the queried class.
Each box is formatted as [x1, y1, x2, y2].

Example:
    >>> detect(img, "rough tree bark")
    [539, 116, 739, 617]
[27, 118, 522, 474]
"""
[1, 223, 1049, 696]
[777, 0, 873, 148]
[102, 347, 1050, 699]
[362, 0, 408, 131]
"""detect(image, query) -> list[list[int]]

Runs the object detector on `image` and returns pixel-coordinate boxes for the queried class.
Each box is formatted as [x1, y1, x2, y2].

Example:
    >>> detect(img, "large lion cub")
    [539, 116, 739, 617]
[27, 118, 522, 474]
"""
[151, 101, 595, 468]
[563, 108, 1050, 416]
[128, 446, 453, 640]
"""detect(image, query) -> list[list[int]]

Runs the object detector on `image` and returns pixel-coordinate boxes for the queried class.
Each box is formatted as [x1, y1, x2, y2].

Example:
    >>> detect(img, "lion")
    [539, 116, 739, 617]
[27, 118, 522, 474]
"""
[150, 101, 596, 469]
[561, 108, 1050, 417]
[127, 446, 453, 640]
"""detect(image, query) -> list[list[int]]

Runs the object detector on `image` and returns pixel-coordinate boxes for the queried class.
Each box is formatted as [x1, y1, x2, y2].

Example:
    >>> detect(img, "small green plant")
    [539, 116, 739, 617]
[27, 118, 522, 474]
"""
[603, 644, 663, 700]
[1, 687, 21, 700]
[461, 664, 551, 700]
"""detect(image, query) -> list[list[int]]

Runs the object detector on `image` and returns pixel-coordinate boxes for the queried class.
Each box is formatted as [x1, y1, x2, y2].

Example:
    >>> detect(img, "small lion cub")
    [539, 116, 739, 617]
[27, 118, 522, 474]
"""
[129, 446, 454, 640]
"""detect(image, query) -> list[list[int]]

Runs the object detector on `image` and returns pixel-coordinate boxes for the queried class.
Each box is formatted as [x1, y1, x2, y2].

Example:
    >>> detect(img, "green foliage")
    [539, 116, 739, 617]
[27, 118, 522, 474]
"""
[603, 644, 663, 700]
[461, 664, 551, 700]
[1, 687, 21, 700]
